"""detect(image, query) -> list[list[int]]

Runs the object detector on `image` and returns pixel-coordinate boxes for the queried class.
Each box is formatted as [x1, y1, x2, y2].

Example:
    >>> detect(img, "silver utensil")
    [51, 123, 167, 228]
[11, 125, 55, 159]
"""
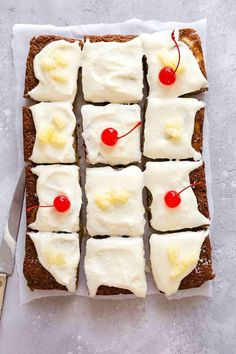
[0, 169, 25, 318]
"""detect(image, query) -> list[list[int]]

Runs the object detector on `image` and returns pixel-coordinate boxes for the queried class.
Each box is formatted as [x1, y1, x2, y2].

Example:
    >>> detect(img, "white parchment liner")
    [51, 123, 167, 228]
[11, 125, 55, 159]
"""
[11, 19, 213, 304]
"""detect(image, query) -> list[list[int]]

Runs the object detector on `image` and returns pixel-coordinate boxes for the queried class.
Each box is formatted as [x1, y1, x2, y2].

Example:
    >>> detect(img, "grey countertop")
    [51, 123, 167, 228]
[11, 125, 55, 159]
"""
[0, 1, 235, 353]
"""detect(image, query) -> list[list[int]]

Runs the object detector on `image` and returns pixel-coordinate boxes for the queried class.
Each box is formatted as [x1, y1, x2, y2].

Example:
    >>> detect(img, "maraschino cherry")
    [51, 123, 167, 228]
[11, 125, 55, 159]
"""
[27, 194, 71, 213]
[158, 30, 181, 86]
[164, 181, 203, 208]
[101, 121, 142, 146]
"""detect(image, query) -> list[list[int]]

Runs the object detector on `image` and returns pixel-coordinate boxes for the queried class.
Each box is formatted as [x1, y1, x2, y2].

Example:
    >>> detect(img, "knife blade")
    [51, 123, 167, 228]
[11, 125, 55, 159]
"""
[0, 168, 25, 318]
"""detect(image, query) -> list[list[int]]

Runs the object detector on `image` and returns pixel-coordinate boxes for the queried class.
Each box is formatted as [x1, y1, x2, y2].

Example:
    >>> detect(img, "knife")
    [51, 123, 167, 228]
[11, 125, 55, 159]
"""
[0, 169, 25, 318]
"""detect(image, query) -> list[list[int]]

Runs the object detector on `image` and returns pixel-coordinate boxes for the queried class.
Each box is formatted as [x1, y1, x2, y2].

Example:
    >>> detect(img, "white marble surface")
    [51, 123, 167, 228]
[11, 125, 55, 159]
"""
[0, 1, 235, 353]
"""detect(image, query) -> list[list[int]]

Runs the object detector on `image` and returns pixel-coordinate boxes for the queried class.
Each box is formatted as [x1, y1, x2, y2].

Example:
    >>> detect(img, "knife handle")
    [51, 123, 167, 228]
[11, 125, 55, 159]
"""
[0, 274, 7, 319]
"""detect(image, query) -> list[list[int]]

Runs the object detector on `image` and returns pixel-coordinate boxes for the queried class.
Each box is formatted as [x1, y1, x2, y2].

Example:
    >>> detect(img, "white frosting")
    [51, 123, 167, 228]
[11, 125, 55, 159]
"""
[82, 37, 143, 103]
[85, 237, 147, 297]
[28, 40, 81, 102]
[28, 232, 80, 292]
[144, 161, 210, 231]
[82, 104, 141, 165]
[141, 30, 208, 98]
[150, 230, 208, 296]
[29, 102, 76, 163]
[143, 98, 204, 160]
[29, 165, 82, 232]
[85, 166, 145, 237]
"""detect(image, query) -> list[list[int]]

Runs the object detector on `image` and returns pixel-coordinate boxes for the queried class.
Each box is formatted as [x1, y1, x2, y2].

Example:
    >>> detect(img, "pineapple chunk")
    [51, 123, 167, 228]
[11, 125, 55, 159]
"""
[110, 188, 130, 204]
[164, 119, 182, 140]
[38, 125, 54, 143]
[157, 49, 186, 74]
[170, 261, 187, 278]
[52, 114, 67, 129]
[94, 193, 111, 210]
[49, 132, 67, 147]
[167, 247, 179, 265]
[53, 50, 69, 67]
[168, 246, 197, 278]
[40, 57, 56, 71]
[44, 249, 65, 266]
[157, 49, 173, 67]
[50, 71, 68, 83]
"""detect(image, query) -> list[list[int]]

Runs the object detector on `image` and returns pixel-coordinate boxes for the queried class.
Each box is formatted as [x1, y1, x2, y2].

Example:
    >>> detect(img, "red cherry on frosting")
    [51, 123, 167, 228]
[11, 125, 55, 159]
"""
[53, 195, 71, 212]
[27, 194, 71, 213]
[158, 30, 181, 86]
[164, 181, 203, 208]
[101, 121, 142, 147]
[159, 67, 176, 85]
[164, 190, 181, 208]
[101, 128, 118, 146]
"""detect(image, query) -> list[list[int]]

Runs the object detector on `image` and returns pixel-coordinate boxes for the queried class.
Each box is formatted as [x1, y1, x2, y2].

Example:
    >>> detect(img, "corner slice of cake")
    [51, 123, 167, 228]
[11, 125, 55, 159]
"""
[82, 35, 143, 103]
[24, 232, 80, 291]
[85, 166, 145, 237]
[82, 103, 141, 165]
[144, 161, 210, 232]
[26, 165, 82, 233]
[141, 29, 208, 98]
[143, 98, 205, 160]
[23, 102, 77, 164]
[24, 35, 82, 102]
[150, 230, 214, 296]
[85, 237, 147, 297]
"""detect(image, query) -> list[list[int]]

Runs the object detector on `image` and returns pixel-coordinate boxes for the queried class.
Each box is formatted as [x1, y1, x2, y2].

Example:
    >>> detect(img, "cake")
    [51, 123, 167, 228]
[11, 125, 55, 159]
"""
[82, 35, 143, 103]
[84, 236, 147, 297]
[141, 29, 208, 98]
[143, 98, 205, 160]
[85, 166, 145, 237]
[25, 165, 82, 232]
[150, 230, 214, 296]
[24, 232, 80, 291]
[22, 28, 214, 297]
[23, 102, 77, 164]
[81, 103, 142, 165]
[24, 35, 82, 102]
[144, 161, 210, 232]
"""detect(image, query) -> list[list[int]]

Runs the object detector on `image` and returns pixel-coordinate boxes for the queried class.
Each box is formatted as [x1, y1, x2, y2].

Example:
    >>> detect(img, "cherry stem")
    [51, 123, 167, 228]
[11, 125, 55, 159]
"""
[27, 205, 54, 212]
[178, 181, 203, 195]
[171, 30, 181, 73]
[117, 121, 142, 140]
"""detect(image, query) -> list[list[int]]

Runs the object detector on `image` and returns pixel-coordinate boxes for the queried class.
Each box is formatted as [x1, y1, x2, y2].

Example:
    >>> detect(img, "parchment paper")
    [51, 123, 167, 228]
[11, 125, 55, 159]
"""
[12, 18, 213, 305]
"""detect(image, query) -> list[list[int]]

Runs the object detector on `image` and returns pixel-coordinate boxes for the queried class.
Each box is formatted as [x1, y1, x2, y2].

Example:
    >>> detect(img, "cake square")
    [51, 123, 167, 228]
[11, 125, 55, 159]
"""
[85, 166, 145, 237]
[144, 161, 210, 232]
[82, 35, 143, 103]
[24, 232, 80, 292]
[84, 237, 147, 297]
[141, 29, 208, 98]
[26, 165, 82, 232]
[24, 35, 82, 102]
[143, 98, 205, 160]
[82, 103, 142, 165]
[150, 230, 214, 296]
[23, 102, 77, 164]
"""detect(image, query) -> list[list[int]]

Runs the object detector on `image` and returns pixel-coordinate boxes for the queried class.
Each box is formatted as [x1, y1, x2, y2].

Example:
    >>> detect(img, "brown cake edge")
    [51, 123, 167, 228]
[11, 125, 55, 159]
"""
[190, 163, 209, 219]
[192, 107, 204, 154]
[25, 167, 38, 226]
[96, 286, 132, 296]
[84, 34, 137, 43]
[179, 28, 207, 80]
[23, 107, 35, 161]
[179, 235, 214, 290]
